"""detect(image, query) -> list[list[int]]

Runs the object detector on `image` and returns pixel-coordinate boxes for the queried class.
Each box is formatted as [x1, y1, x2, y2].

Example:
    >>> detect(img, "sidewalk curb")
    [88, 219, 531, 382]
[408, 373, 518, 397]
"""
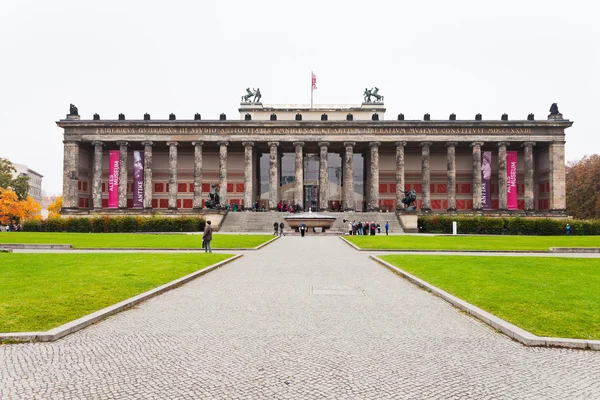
[370, 255, 600, 351]
[254, 236, 279, 249]
[0, 254, 243, 343]
[339, 237, 361, 250]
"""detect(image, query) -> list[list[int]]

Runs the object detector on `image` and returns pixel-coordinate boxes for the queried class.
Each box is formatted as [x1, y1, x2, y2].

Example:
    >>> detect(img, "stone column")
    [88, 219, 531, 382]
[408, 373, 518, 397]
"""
[522, 142, 536, 212]
[471, 142, 484, 211]
[117, 141, 128, 209]
[293, 142, 305, 209]
[91, 141, 104, 209]
[318, 142, 329, 211]
[368, 142, 381, 211]
[62, 140, 80, 209]
[166, 142, 178, 209]
[268, 142, 279, 210]
[192, 141, 203, 209]
[343, 142, 355, 211]
[395, 141, 406, 210]
[142, 141, 153, 209]
[242, 142, 254, 210]
[548, 141, 566, 212]
[218, 141, 229, 206]
[446, 142, 457, 211]
[497, 142, 509, 211]
[421, 142, 432, 211]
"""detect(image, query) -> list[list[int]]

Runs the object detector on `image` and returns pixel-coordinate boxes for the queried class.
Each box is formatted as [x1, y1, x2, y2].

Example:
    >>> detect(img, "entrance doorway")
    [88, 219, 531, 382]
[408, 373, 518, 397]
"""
[304, 185, 319, 211]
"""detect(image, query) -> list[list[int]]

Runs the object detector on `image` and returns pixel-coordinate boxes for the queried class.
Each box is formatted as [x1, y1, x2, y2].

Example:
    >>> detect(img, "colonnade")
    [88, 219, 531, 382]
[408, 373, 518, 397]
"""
[62, 139, 566, 213]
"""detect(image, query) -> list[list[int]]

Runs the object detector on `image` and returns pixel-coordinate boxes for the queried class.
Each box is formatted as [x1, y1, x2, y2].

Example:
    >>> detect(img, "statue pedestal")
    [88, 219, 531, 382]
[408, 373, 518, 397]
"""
[398, 213, 418, 233]
[548, 113, 564, 120]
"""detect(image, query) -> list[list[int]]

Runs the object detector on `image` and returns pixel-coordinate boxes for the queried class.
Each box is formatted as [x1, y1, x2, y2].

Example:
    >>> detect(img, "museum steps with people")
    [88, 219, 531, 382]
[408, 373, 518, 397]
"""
[219, 211, 404, 234]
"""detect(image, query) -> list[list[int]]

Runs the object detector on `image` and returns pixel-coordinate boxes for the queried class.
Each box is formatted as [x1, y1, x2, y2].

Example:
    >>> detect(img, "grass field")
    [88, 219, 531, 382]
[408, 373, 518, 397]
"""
[347, 235, 600, 251]
[0, 232, 273, 249]
[0, 253, 233, 332]
[380, 255, 600, 340]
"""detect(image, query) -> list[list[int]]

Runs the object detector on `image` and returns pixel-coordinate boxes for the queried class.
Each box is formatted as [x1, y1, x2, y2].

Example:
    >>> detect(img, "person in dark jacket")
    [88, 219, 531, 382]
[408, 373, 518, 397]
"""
[300, 221, 307, 237]
[279, 221, 285, 236]
[273, 221, 279, 235]
[202, 220, 213, 253]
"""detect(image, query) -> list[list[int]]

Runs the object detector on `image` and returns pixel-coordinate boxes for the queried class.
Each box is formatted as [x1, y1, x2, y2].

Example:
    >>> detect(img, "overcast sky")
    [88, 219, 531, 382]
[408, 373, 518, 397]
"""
[1, 0, 598, 195]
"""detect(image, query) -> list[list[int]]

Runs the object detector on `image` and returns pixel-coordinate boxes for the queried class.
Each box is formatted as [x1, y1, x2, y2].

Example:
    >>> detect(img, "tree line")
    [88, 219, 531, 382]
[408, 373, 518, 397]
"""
[0, 157, 41, 225]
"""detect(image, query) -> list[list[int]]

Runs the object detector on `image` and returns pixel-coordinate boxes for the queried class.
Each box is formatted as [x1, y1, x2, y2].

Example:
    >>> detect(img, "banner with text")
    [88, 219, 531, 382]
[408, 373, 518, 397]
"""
[481, 151, 492, 210]
[108, 150, 120, 208]
[133, 151, 144, 208]
[507, 151, 518, 210]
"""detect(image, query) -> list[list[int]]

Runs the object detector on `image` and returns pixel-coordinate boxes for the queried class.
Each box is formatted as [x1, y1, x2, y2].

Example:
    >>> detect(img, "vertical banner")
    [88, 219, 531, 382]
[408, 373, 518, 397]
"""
[481, 151, 492, 210]
[108, 151, 120, 208]
[507, 151, 518, 210]
[133, 151, 144, 208]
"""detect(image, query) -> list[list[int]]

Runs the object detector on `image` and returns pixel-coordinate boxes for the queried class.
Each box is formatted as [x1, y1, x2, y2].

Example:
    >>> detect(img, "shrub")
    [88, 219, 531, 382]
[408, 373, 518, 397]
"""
[22, 220, 40, 232]
[65, 217, 91, 233]
[21, 216, 207, 233]
[419, 216, 599, 235]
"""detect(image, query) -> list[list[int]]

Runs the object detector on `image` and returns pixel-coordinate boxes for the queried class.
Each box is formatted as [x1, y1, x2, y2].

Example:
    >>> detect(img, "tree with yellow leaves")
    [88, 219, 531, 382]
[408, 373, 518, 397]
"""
[0, 187, 42, 225]
[47, 195, 62, 219]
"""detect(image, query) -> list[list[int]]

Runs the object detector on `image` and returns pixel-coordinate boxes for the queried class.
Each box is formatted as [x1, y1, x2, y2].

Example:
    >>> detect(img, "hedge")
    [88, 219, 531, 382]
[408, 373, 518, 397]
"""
[418, 216, 600, 235]
[22, 216, 206, 233]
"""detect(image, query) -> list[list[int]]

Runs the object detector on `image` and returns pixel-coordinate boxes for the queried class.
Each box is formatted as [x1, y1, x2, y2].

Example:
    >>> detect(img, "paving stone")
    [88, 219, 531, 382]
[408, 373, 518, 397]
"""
[1, 237, 600, 399]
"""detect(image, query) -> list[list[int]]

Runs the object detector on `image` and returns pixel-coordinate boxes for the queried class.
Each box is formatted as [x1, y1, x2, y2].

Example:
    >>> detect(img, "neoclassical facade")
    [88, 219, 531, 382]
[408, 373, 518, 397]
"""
[58, 103, 571, 216]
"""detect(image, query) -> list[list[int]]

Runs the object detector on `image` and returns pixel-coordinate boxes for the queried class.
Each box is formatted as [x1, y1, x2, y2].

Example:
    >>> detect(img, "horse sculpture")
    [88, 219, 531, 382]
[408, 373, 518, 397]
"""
[363, 87, 384, 103]
[241, 88, 262, 103]
[205, 184, 221, 209]
[401, 189, 417, 210]
[241, 88, 254, 102]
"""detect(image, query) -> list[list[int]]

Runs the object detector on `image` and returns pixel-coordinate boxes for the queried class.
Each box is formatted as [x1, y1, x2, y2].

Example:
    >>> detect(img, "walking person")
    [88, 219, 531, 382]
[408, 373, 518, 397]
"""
[202, 220, 213, 253]
[300, 221, 307, 237]
[385, 221, 389, 235]
[348, 221, 353, 235]
[279, 221, 285, 236]
[273, 221, 279, 235]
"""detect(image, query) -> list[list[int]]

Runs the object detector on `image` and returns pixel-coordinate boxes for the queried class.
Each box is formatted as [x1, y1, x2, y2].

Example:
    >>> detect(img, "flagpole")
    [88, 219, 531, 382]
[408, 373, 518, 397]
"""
[310, 71, 313, 109]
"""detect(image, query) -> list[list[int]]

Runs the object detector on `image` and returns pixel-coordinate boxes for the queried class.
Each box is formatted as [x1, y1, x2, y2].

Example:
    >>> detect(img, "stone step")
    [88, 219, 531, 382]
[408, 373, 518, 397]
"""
[219, 211, 404, 233]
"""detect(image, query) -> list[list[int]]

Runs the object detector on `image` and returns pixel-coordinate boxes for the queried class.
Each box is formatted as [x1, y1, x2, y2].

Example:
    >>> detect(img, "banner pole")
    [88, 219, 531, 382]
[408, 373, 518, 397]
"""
[311, 71, 313, 109]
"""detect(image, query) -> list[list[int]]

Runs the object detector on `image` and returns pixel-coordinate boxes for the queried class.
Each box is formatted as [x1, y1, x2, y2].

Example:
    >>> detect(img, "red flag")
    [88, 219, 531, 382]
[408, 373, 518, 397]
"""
[312, 72, 317, 90]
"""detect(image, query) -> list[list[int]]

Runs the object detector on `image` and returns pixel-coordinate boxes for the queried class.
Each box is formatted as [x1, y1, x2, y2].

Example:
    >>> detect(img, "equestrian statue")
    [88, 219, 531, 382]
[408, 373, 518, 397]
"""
[205, 183, 221, 209]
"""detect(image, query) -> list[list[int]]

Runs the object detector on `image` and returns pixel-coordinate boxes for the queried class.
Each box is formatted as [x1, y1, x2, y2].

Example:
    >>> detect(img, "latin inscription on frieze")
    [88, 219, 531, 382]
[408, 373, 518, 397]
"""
[94, 127, 535, 135]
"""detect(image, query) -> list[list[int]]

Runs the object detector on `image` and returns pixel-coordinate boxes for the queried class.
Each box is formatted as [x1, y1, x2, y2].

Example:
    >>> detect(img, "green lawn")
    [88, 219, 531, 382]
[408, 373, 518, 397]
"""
[0, 232, 273, 249]
[0, 253, 233, 332]
[380, 255, 600, 340]
[347, 235, 600, 251]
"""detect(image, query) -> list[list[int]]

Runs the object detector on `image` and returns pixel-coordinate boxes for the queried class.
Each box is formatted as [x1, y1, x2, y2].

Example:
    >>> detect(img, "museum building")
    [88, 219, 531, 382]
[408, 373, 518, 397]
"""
[57, 101, 571, 216]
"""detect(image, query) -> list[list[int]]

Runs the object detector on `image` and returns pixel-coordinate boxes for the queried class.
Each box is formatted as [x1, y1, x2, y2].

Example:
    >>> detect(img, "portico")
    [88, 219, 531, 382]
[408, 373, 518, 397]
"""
[58, 102, 571, 216]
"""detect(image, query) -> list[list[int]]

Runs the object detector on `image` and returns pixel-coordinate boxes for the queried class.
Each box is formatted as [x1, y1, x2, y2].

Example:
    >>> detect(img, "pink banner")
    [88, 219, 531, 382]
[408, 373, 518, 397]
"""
[108, 150, 120, 208]
[133, 151, 144, 208]
[481, 151, 492, 210]
[507, 151, 518, 210]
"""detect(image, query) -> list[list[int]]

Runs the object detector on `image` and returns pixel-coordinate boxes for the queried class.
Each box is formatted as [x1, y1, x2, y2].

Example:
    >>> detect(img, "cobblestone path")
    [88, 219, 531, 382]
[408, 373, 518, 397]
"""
[2, 237, 600, 399]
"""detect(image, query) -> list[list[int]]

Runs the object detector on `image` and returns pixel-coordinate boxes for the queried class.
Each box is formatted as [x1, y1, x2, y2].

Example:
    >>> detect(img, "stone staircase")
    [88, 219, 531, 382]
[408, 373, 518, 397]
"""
[219, 211, 404, 234]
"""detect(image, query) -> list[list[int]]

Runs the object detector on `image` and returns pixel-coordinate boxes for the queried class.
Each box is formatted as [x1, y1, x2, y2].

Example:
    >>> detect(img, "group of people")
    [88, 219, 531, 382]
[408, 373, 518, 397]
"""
[273, 221, 285, 236]
[276, 202, 302, 213]
[1, 223, 22, 232]
[347, 220, 389, 236]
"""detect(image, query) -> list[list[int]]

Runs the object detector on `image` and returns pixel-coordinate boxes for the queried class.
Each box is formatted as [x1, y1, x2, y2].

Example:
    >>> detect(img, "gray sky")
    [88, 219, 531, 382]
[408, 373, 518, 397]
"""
[1, 0, 598, 195]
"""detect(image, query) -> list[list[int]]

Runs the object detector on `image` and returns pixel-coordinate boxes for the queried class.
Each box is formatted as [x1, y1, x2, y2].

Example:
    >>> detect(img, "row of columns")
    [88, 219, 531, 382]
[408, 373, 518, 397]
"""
[63, 139, 564, 213]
